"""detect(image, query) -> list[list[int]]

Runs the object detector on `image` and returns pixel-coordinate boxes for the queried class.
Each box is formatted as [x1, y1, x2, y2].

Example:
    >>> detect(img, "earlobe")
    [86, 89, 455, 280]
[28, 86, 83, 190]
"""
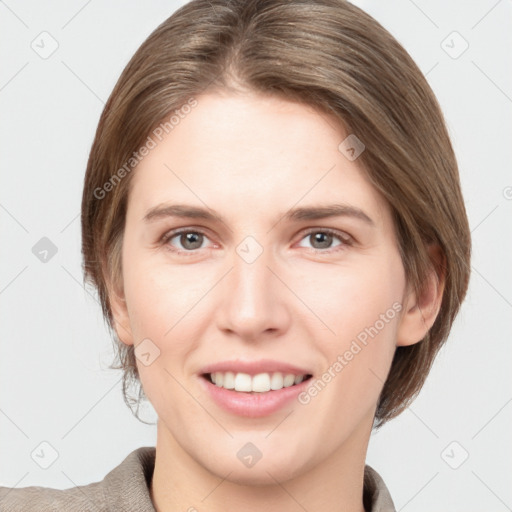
[396, 244, 446, 347]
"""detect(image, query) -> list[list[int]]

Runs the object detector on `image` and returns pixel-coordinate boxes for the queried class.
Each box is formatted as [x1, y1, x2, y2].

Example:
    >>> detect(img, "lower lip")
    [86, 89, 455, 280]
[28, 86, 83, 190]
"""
[199, 376, 311, 418]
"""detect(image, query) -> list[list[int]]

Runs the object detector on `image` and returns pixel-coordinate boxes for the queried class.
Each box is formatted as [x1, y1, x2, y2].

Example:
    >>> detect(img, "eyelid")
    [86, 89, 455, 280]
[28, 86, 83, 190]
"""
[295, 227, 354, 252]
[160, 227, 215, 255]
[299, 227, 353, 243]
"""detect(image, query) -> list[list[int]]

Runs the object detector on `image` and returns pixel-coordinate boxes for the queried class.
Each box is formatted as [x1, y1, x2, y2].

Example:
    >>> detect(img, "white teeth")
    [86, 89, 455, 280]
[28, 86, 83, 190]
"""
[223, 371, 235, 389]
[252, 373, 271, 392]
[234, 372, 252, 392]
[270, 372, 284, 390]
[283, 374, 295, 387]
[210, 371, 308, 392]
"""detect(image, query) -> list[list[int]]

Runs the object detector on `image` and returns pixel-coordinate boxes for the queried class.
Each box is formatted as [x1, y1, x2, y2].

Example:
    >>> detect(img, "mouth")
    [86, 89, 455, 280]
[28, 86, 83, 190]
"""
[198, 359, 315, 416]
[201, 371, 313, 393]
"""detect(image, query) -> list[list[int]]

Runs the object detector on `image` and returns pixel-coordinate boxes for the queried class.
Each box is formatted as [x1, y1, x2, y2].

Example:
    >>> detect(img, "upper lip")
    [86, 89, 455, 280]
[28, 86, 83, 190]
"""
[199, 359, 313, 377]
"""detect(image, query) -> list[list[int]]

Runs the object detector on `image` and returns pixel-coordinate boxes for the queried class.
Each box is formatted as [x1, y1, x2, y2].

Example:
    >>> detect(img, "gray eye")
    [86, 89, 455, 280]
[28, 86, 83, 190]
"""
[309, 232, 333, 249]
[298, 231, 343, 250]
[174, 232, 205, 250]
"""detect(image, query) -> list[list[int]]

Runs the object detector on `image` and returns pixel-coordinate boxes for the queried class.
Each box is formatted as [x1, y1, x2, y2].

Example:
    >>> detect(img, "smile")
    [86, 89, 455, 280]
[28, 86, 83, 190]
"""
[204, 371, 312, 393]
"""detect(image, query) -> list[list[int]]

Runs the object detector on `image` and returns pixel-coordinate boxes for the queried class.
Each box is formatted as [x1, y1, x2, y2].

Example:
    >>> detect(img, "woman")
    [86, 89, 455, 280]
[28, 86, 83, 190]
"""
[1, 0, 471, 510]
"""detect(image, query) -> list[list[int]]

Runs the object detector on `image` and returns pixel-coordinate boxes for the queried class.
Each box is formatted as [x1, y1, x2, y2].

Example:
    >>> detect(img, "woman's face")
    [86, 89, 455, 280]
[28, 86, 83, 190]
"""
[113, 91, 413, 483]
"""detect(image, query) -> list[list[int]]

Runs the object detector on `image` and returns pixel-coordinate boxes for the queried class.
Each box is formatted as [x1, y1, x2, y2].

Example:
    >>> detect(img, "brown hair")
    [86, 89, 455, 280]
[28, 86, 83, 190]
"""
[81, 0, 471, 427]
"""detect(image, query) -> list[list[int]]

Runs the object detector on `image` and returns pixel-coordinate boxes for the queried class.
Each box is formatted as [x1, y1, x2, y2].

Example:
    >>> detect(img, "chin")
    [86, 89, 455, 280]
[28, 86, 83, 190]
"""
[205, 452, 311, 487]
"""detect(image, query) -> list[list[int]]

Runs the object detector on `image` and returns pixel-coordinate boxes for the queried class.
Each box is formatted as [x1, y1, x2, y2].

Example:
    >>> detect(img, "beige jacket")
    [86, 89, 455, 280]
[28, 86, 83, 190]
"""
[0, 447, 396, 511]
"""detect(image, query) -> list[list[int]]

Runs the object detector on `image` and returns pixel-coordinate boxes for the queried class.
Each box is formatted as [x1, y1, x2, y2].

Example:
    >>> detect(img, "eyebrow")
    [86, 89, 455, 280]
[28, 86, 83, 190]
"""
[143, 203, 375, 227]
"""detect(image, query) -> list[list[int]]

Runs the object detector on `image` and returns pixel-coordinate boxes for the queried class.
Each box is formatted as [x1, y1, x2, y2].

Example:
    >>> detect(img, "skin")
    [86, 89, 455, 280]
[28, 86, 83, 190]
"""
[108, 90, 444, 512]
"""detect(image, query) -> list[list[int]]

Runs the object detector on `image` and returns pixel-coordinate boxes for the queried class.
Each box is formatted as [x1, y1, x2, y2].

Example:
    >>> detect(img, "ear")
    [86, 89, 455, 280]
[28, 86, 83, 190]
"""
[396, 244, 446, 347]
[105, 272, 135, 347]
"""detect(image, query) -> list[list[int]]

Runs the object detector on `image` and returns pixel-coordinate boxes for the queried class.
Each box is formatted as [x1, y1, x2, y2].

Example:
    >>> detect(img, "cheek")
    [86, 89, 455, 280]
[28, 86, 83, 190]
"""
[337, 271, 402, 343]
[295, 253, 404, 404]
[123, 254, 206, 339]
[121, 256, 212, 411]
[122, 260, 200, 415]
[291, 252, 405, 345]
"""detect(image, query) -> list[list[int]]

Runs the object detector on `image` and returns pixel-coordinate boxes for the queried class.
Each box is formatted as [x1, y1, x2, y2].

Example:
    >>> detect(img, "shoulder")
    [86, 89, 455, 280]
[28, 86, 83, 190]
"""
[363, 464, 396, 512]
[0, 446, 156, 512]
[0, 480, 105, 512]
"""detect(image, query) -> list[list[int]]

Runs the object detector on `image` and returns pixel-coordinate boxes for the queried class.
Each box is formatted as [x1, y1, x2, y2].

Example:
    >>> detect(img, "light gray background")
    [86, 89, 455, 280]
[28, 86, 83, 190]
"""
[1, 1, 511, 510]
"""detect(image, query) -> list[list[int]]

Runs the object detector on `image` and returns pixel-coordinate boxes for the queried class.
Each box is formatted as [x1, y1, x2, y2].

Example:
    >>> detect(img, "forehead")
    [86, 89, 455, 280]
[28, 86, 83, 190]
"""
[127, 91, 390, 229]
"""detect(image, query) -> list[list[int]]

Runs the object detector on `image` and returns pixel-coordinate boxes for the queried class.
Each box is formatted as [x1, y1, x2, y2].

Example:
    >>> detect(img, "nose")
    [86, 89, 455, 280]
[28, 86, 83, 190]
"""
[215, 241, 292, 342]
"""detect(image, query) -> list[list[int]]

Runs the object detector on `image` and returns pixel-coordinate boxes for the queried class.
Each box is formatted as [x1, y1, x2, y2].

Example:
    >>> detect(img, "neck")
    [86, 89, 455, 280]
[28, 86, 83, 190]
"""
[150, 413, 373, 512]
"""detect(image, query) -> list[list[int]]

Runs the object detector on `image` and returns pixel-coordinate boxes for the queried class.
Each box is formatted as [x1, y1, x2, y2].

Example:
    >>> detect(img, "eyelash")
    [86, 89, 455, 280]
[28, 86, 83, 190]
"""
[160, 227, 353, 256]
